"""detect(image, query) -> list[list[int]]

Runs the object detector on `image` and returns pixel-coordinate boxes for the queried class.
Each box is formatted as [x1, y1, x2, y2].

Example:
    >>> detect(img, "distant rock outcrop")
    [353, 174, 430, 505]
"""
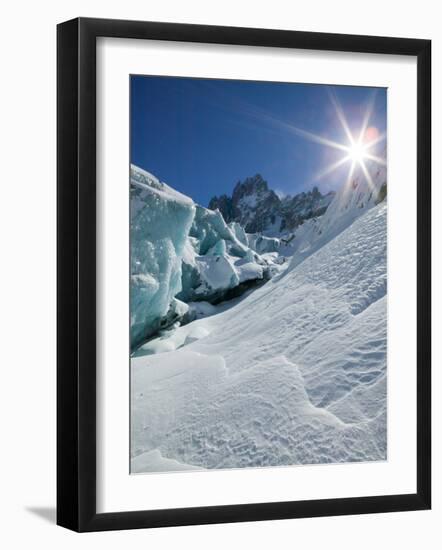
[209, 174, 334, 235]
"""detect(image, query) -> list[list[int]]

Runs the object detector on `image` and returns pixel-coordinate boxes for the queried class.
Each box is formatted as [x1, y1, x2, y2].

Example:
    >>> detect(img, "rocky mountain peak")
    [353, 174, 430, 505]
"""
[209, 175, 335, 235]
[232, 174, 269, 201]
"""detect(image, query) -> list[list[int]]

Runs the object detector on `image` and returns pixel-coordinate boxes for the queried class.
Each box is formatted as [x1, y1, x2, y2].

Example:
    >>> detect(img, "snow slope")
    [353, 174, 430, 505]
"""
[131, 202, 387, 471]
[286, 159, 386, 272]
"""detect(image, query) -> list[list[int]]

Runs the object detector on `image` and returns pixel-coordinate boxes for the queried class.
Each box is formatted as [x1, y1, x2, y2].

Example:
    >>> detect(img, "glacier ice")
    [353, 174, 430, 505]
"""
[176, 205, 268, 303]
[229, 221, 249, 247]
[207, 239, 227, 256]
[190, 205, 246, 256]
[248, 233, 281, 254]
[130, 165, 195, 350]
[195, 255, 239, 294]
[130, 165, 271, 349]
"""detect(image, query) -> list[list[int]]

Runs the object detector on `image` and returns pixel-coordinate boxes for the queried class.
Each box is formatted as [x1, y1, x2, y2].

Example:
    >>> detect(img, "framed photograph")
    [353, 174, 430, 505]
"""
[57, 17, 431, 532]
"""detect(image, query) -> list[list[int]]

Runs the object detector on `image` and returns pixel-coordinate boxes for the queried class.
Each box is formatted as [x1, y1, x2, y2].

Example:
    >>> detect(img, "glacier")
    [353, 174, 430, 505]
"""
[130, 165, 196, 350]
[172, 199, 276, 305]
[130, 165, 273, 350]
[131, 200, 387, 470]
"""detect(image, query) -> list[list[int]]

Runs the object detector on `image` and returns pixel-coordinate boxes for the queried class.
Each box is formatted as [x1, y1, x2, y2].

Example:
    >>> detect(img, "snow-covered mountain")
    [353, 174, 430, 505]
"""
[208, 174, 334, 235]
[284, 158, 387, 272]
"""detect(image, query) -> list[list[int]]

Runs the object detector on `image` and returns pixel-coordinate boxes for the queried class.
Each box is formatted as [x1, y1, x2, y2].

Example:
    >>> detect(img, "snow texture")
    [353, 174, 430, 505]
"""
[286, 159, 386, 272]
[131, 201, 387, 472]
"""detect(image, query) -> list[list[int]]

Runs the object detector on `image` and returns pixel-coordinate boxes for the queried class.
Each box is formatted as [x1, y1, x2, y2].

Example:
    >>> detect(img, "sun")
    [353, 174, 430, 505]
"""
[250, 87, 386, 191]
[347, 141, 367, 163]
[294, 88, 386, 190]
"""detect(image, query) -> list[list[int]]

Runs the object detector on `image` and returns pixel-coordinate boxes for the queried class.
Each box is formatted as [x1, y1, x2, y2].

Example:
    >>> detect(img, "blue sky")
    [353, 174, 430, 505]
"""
[131, 76, 386, 206]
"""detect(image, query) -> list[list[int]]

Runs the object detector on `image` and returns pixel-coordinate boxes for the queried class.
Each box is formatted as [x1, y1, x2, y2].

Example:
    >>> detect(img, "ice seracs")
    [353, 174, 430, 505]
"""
[176, 204, 268, 304]
[130, 165, 195, 350]
[130, 165, 275, 349]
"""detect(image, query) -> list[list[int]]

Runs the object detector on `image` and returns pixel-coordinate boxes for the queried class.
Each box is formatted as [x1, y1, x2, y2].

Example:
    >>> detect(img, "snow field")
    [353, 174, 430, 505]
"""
[131, 202, 387, 471]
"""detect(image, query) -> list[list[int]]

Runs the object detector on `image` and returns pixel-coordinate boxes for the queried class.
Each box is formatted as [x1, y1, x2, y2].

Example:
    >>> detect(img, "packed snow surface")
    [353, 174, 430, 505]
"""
[131, 202, 387, 471]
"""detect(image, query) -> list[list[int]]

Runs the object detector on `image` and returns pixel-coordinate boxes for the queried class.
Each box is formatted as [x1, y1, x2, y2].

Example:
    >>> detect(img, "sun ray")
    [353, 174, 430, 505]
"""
[358, 90, 378, 144]
[359, 159, 375, 191]
[364, 153, 387, 166]
[338, 159, 357, 209]
[248, 107, 350, 152]
[228, 99, 351, 154]
[287, 126, 350, 152]
[312, 154, 351, 183]
[364, 131, 386, 149]
[346, 159, 357, 187]
[327, 87, 355, 145]
[252, 85, 385, 193]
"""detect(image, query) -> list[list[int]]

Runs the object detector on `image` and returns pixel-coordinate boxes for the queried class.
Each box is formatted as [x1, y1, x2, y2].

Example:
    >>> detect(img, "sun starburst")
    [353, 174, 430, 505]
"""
[308, 89, 386, 190]
[224, 86, 385, 190]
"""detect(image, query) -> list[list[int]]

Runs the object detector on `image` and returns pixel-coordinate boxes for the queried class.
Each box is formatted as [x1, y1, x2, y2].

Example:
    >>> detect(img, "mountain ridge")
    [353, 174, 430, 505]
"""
[208, 174, 335, 235]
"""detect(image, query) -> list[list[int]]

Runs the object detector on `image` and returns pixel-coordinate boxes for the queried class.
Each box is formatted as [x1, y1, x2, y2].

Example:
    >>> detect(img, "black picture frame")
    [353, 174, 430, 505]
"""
[57, 17, 431, 532]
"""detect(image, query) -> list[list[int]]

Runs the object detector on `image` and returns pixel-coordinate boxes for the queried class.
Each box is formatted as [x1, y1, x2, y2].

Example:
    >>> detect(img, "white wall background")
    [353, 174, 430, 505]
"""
[0, 1, 439, 548]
